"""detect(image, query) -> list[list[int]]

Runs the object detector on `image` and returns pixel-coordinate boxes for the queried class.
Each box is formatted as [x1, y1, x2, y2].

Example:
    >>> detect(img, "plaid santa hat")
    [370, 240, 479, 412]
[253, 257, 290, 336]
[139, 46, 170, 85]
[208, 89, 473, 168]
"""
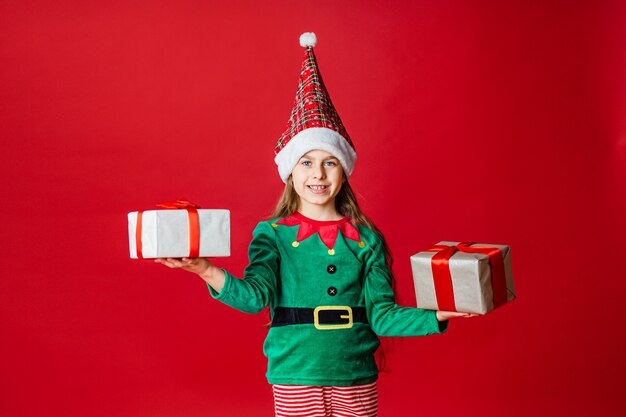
[274, 32, 356, 183]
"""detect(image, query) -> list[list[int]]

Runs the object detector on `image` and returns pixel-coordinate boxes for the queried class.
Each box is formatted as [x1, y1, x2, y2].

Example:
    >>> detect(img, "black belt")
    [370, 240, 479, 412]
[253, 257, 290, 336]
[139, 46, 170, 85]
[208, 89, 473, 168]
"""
[272, 306, 368, 330]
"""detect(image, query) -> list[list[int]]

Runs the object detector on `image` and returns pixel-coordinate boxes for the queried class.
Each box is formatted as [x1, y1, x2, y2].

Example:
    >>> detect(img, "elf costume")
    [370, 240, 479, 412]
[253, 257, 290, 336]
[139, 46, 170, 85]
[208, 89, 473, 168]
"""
[208, 33, 446, 387]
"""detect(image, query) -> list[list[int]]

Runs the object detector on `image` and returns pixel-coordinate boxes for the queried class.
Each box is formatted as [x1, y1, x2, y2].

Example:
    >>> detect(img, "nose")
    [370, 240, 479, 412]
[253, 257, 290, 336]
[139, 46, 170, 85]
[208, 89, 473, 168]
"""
[312, 163, 326, 179]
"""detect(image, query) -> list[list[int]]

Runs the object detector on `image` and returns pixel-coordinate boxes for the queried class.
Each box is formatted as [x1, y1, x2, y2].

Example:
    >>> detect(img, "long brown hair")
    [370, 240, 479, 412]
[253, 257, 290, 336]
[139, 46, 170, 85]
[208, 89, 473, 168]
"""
[271, 176, 395, 273]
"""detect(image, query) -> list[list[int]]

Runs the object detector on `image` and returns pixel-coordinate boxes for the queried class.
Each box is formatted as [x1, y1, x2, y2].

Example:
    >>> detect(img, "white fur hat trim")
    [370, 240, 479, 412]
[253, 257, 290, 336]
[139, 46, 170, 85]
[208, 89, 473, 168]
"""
[274, 127, 357, 183]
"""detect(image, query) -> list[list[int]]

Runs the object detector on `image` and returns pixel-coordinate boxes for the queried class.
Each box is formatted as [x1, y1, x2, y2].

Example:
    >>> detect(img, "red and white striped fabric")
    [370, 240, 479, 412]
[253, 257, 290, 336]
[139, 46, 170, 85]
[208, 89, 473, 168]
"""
[272, 382, 378, 417]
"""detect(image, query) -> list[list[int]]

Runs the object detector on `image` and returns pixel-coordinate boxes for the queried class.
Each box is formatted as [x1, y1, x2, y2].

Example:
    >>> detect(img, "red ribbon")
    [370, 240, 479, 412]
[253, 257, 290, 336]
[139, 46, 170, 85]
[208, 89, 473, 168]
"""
[425, 242, 508, 312]
[136, 211, 144, 259]
[136, 199, 201, 258]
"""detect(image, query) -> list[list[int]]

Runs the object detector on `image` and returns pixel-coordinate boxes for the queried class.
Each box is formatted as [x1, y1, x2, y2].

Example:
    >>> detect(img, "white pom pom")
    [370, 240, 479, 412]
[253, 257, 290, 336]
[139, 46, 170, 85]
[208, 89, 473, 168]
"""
[299, 32, 317, 48]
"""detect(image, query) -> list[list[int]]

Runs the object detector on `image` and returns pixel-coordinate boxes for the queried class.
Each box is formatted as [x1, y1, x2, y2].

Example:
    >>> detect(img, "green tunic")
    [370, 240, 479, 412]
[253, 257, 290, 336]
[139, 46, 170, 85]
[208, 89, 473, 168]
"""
[208, 214, 447, 386]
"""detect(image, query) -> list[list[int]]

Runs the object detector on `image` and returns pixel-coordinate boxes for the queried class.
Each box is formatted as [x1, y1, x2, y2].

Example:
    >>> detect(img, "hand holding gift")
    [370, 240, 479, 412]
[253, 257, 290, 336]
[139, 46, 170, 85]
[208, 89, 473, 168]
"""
[128, 199, 230, 293]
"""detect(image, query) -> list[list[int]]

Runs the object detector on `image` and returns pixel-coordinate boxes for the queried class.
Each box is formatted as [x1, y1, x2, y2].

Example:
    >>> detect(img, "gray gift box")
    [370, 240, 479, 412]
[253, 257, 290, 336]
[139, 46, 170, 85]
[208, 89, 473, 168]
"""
[410, 241, 515, 314]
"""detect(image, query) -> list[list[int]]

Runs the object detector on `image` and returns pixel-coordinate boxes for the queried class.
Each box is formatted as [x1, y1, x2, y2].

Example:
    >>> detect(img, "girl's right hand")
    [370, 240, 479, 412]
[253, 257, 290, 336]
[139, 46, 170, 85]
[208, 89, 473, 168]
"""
[154, 257, 226, 293]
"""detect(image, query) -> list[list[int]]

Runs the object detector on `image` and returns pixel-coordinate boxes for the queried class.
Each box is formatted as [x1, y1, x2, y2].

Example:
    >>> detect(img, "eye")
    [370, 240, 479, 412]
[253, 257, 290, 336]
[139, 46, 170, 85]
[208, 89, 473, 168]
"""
[324, 160, 338, 167]
[301, 160, 312, 167]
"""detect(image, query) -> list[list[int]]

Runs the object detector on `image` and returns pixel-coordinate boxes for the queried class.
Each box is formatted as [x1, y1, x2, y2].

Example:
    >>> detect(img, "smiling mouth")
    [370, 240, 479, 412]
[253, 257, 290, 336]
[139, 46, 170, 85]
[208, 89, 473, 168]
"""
[307, 185, 329, 192]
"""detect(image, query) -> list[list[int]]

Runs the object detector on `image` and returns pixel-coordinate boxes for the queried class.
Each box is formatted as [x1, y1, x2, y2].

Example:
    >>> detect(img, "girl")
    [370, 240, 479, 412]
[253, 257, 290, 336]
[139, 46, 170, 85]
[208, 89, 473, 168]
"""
[156, 33, 474, 417]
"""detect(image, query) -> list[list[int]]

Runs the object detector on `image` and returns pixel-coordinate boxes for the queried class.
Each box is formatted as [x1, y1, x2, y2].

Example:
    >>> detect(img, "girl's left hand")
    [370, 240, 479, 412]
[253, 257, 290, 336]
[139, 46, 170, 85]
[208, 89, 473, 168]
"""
[436, 311, 479, 321]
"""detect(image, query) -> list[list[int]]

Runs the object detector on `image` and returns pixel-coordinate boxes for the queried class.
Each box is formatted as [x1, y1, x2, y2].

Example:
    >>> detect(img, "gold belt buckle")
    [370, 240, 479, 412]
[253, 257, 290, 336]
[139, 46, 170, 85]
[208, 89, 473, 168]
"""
[313, 306, 353, 330]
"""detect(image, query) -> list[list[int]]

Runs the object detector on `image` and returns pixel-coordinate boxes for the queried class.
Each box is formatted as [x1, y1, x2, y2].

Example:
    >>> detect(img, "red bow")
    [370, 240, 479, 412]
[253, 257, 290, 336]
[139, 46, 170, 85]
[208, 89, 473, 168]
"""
[156, 199, 201, 209]
[135, 199, 202, 259]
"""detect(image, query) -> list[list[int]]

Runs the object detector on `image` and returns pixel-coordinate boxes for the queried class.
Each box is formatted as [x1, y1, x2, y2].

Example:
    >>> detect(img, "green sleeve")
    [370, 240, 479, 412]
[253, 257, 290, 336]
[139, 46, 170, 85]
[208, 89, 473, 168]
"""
[363, 233, 448, 337]
[207, 221, 279, 314]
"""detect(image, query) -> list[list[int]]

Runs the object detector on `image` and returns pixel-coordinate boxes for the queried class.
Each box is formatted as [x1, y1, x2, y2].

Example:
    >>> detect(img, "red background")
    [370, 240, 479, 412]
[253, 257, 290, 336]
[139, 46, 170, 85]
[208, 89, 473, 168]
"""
[2, 1, 625, 416]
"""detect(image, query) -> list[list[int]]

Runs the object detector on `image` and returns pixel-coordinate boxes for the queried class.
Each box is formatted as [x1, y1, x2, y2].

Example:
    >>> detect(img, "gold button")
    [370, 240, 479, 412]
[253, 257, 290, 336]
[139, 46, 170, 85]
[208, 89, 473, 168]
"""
[328, 249, 335, 255]
[271, 223, 277, 228]
[358, 241, 365, 248]
[292, 241, 299, 247]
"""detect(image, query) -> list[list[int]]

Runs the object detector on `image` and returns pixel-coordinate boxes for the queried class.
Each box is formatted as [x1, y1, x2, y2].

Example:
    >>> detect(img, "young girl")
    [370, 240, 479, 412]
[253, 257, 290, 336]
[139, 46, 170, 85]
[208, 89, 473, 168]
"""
[156, 32, 474, 417]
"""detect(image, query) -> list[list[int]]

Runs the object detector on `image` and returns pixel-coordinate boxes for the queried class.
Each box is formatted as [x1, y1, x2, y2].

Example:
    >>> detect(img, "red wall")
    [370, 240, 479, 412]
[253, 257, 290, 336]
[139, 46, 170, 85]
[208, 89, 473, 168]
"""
[2, 1, 625, 416]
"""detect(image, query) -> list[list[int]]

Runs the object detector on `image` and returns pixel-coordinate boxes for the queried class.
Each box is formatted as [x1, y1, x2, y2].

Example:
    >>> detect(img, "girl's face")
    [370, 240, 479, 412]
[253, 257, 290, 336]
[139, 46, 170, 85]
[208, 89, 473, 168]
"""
[291, 149, 344, 214]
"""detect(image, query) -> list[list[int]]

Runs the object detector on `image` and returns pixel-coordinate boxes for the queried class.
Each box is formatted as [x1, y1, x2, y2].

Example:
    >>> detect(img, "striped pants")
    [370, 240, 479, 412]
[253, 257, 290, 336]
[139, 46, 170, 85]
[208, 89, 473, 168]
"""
[272, 382, 378, 417]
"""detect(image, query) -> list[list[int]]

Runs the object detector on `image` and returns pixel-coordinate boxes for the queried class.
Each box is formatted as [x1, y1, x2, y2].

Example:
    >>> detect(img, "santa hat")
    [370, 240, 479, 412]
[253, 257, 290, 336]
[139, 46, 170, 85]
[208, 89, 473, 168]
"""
[274, 32, 357, 183]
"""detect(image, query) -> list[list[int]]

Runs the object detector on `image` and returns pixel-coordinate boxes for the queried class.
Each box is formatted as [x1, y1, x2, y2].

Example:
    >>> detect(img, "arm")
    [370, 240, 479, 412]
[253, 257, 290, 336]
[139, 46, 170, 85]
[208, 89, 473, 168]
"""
[364, 267, 445, 337]
[206, 221, 279, 313]
[363, 236, 447, 337]
[156, 221, 280, 314]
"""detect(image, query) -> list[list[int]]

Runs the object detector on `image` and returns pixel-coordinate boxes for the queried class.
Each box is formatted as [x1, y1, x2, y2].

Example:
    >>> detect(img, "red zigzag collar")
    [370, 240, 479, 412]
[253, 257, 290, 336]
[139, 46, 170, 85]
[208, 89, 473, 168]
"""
[274, 212, 362, 251]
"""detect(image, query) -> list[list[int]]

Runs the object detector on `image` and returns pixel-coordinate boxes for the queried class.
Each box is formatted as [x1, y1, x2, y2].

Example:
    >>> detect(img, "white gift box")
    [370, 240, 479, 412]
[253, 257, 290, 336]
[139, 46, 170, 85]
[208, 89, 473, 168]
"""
[410, 241, 515, 314]
[128, 209, 230, 259]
